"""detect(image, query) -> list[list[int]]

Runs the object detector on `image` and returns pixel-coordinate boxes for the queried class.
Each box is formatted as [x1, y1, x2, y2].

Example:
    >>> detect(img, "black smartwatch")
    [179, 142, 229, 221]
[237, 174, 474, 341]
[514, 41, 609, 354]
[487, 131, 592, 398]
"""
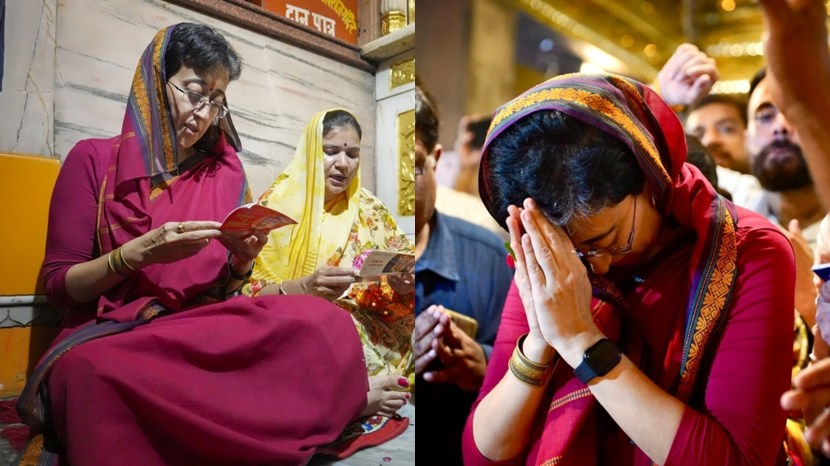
[574, 338, 622, 384]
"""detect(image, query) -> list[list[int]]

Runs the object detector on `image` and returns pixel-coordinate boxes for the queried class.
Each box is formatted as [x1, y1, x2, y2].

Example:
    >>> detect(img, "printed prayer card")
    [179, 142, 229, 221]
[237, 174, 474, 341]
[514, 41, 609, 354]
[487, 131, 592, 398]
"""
[220, 203, 296, 233]
[353, 250, 415, 278]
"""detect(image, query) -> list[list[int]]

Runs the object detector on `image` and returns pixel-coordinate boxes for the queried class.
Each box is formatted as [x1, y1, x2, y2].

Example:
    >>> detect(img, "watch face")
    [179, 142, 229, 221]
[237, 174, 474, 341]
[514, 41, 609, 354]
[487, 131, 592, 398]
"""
[586, 339, 622, 375]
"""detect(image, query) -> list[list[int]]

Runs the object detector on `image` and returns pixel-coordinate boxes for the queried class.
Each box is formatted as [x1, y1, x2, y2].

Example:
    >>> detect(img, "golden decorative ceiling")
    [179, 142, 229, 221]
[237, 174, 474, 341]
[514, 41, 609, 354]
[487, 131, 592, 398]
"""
[518, 0, 773, 92]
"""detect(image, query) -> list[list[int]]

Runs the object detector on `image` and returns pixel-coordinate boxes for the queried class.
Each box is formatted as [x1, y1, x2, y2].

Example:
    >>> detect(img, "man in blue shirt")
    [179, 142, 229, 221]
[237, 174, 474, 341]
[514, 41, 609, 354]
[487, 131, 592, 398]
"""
[414, 79, 514, 465]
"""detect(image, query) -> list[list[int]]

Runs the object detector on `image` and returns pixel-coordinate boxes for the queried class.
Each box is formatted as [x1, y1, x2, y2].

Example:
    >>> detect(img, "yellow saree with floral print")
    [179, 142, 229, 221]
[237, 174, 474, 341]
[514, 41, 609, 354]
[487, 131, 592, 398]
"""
[248, 109, 414, 377]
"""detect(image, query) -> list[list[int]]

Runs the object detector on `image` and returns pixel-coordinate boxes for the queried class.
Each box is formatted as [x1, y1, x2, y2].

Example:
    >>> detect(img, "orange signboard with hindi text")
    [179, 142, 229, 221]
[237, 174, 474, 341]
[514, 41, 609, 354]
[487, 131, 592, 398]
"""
[262, 0, 359, 45]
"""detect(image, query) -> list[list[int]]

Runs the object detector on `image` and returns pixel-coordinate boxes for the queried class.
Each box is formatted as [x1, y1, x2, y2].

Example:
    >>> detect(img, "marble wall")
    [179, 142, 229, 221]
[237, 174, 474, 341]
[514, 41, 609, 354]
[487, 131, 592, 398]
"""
[1, 0, 57, 158]
[3, 0, 377, 198]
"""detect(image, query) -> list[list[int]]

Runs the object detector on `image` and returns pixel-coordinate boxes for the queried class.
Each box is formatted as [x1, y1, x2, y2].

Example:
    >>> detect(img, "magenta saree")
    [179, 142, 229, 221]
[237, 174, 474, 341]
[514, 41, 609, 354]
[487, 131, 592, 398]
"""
[17, 25, 368, 465]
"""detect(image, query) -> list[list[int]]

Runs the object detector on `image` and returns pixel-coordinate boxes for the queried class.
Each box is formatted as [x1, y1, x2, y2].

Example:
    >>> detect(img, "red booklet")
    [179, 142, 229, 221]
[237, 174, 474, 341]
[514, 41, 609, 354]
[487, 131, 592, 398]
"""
[220, 203, 297, 233]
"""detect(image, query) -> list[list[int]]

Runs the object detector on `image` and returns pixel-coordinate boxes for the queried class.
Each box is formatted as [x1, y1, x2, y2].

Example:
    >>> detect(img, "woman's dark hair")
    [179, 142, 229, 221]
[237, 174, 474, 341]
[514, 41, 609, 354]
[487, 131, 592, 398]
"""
[482, 110, 645, 229]
[684, 134, 719, 188]
[323, 110, 362, 140]
[684, 134, 734, 200]
[415, 78, 440, 152]
[164, 23, 242, 81]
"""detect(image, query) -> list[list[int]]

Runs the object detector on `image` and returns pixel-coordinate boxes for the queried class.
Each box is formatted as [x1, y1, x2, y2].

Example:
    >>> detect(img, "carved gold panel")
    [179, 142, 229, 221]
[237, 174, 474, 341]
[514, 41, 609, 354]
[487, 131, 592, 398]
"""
[397, 109, 415, 216]
[391, 58, 415, 89]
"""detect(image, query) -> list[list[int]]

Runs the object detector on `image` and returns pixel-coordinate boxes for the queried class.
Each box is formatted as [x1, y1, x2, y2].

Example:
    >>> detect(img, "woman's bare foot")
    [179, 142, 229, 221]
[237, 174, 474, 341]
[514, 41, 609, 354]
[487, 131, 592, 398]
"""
[361, 374, 410, 418]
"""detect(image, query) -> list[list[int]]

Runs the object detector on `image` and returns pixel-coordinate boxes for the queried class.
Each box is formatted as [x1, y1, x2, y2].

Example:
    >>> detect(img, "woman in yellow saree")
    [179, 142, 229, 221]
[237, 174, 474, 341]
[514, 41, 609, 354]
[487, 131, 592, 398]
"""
[248, 109, 414, 418]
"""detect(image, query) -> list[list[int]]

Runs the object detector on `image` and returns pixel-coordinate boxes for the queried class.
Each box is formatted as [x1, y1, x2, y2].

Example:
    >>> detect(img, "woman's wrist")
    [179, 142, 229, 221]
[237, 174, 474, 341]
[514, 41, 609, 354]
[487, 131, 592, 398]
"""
[276, 281, 288, 295]
[558, 330, 605, 369]
[509, 334, 553, 386]
[289, 277, 312, 295]
[284, 278, 310, 295]
[228, 256, 253, 280]
[107, 247, 133, 277]
[522, 332, 555, 365]
[120, 241, 144, 270]
[278, 279, 296, 295]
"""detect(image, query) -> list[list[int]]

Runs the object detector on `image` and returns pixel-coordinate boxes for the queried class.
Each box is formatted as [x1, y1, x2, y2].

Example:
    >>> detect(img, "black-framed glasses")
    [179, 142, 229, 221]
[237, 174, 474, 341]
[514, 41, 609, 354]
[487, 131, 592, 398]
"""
[573, 195, 637, 261]
[167, 81, 229, 118]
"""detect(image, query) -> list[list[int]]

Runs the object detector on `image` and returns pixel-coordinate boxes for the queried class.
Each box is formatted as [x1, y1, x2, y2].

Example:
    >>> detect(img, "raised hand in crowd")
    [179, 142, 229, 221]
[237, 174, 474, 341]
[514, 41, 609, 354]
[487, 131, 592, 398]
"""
[655, 43, 719, 109]
[759, 0, 830, 116]
[759, 0, 830, 210]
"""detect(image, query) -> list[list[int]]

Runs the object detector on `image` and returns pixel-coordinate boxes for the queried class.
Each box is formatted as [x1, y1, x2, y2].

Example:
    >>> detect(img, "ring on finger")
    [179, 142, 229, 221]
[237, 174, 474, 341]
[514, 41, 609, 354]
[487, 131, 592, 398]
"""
[177, 223, 185, 234]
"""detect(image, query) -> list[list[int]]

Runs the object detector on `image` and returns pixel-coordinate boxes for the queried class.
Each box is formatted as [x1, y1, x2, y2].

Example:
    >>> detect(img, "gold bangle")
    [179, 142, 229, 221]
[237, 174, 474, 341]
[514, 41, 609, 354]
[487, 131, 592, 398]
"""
[118, 246, 136, 272]
[107, 250, 119, 275]
[508, 334, 552, 386]
[113, 246, 127, 275]
[108, 247, 131, 277]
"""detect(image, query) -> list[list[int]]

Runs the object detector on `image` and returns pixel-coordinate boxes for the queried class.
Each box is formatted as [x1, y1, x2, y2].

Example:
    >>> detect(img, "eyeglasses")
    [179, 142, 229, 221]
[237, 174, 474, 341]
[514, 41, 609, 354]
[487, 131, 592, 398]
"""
[573, 195, 637, 261]
[167, 81, 229, 118]
[415, 154, 436, 177]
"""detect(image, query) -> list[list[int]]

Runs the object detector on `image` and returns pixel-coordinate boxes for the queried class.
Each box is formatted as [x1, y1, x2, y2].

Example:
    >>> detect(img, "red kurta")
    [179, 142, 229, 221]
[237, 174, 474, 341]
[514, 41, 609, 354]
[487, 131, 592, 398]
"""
[463, 207, 793, 466]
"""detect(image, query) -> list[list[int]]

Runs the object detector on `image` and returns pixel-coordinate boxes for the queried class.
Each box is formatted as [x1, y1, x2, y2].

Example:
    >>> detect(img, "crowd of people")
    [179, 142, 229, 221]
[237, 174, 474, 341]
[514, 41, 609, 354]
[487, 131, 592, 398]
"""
[417, 0, 830, 464]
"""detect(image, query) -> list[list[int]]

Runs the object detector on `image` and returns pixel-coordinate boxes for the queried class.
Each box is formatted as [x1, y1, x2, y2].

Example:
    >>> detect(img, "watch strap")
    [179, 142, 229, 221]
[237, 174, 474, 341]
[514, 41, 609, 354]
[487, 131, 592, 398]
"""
[574, 357, 598, 384]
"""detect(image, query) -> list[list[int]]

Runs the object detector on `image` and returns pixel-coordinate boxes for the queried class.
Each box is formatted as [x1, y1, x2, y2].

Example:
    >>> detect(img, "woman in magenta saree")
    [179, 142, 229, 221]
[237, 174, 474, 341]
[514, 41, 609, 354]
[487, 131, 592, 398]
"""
[463, 74, 794, 465]
[16, 24, 367, 465]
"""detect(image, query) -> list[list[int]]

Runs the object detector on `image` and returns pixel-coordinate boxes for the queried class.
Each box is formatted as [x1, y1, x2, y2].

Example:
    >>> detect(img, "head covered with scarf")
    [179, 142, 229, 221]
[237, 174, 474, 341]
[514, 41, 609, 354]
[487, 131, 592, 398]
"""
[477, 73, 739, 463]
[251, 108, 412, 291]
[253, 109, 364, 285]
[96, 23, 249, 319]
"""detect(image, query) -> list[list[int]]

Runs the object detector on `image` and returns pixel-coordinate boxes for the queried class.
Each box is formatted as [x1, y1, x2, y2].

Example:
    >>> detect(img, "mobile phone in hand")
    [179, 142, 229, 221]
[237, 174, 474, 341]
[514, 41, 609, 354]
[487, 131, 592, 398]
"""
[441, 308, 478, 338]
[813, 263, 830, 282]
[467, 118, 492, 150]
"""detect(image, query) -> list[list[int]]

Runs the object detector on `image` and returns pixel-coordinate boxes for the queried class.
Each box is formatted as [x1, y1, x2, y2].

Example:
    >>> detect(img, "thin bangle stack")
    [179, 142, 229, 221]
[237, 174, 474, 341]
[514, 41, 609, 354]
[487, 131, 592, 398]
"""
[108, 246, 136, 277]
